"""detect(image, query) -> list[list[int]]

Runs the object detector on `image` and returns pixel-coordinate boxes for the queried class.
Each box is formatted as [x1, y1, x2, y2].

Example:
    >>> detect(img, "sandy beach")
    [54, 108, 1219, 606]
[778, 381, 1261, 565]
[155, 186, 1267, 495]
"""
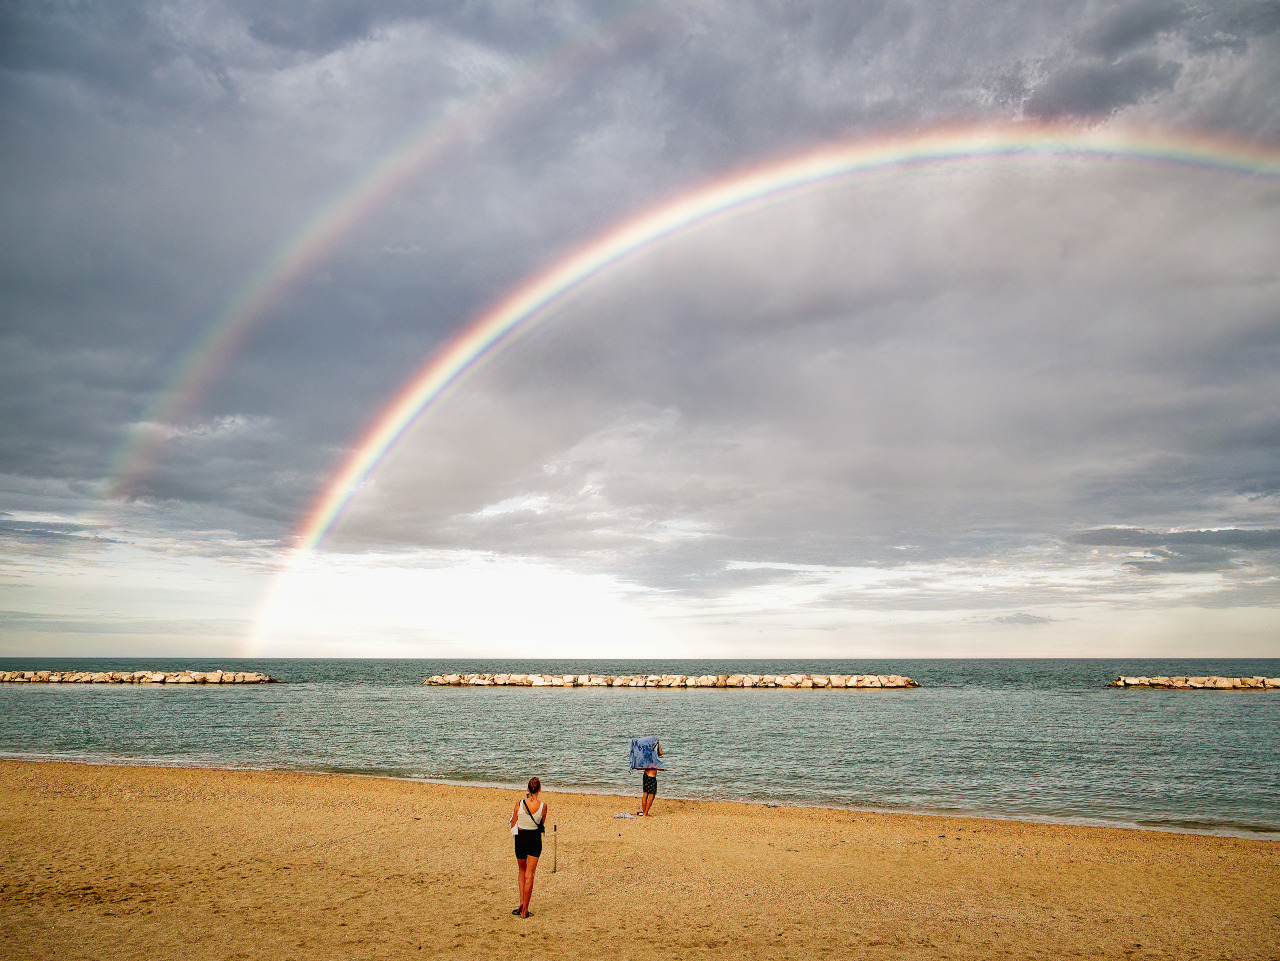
[2, 760, 1276, 960]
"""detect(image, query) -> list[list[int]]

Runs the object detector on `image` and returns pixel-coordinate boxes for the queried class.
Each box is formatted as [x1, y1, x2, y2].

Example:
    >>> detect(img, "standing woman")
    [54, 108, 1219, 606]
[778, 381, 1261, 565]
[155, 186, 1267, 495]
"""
[510, 776, 547, 918]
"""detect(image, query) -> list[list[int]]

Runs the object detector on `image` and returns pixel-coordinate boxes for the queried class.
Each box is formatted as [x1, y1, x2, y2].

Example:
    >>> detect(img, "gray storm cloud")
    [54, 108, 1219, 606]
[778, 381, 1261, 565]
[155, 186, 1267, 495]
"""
[1, 0, 1277, 654]
[338, 158, 1279, 594]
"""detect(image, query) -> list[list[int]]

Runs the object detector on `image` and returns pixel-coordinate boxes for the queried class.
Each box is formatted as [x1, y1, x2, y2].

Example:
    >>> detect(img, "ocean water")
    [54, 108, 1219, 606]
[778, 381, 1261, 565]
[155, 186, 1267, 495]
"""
[1, 658, 1277, 839]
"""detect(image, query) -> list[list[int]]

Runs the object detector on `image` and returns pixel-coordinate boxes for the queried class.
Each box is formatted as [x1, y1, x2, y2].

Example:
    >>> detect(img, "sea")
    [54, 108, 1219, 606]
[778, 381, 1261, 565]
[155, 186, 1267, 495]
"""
[2, 658, 1277, 839]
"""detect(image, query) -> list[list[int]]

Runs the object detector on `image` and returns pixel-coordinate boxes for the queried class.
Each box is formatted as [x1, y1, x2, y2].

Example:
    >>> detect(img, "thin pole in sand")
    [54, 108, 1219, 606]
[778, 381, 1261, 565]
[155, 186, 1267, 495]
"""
[552, 824, 557, 873]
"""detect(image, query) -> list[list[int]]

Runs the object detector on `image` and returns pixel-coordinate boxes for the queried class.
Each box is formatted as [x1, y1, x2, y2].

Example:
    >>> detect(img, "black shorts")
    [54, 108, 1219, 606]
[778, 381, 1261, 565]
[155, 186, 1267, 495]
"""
[642, 773, 657, 795]
[515, 829, 543, 860]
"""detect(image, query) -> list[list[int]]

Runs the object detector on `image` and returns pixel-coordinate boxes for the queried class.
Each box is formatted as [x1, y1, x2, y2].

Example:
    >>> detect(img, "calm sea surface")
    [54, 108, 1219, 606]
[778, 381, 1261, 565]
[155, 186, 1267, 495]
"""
[2, 658, 1277, 838]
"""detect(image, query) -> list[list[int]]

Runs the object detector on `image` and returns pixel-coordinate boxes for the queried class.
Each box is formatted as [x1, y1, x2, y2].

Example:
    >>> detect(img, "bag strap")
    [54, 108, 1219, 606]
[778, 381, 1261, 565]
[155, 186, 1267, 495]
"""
[522, 798, 544, 826]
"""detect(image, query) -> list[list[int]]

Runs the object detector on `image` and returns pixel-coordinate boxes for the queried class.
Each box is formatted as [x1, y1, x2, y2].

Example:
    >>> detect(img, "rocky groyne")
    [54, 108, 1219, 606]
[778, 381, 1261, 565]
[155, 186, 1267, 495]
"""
[424, 672, 917, 688]
[1110, 675, 1279, 690]
[0, 670, 278, 685]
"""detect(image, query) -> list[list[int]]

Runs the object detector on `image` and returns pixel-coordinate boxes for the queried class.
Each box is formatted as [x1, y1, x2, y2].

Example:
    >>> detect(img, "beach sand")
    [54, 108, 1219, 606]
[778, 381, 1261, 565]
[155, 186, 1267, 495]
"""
[2, 761, 1276, 960]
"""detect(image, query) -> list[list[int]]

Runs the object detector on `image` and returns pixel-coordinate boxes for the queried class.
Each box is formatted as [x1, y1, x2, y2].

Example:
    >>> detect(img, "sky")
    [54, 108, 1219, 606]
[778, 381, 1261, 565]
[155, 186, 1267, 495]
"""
[2, 0, 1279, 659]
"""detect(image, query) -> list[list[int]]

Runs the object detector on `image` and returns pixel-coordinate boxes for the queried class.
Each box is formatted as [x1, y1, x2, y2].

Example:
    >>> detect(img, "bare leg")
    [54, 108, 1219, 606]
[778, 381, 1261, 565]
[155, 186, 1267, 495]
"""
[520, 855, 539, 916]
[515, 857, 527, 912]
[641, 791, 655, 816]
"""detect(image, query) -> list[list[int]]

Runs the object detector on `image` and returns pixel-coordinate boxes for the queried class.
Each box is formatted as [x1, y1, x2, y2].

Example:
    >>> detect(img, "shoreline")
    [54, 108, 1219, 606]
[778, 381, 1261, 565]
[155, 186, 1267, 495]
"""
[3, 752, 1276, 842]
[3, 759, 1277, 961]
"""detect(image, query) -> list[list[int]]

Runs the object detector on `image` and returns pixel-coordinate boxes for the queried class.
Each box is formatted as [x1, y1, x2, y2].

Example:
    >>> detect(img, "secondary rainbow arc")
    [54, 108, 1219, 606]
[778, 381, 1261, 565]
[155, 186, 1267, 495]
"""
[102, 3, 656, 504]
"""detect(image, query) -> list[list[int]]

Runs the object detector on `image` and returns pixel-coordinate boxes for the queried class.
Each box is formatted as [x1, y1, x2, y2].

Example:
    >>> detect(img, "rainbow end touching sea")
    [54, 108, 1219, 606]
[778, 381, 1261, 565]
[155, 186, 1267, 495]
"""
[244, 121, 1280, 655]
[289, 123, 1280, 558]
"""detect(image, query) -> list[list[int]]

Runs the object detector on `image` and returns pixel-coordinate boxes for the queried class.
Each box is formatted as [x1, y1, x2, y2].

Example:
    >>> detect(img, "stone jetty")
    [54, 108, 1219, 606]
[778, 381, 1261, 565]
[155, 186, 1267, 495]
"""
[0, 670, 278, 685]
[1110, 675, 1279, 690]
[424, 672, 917, 689]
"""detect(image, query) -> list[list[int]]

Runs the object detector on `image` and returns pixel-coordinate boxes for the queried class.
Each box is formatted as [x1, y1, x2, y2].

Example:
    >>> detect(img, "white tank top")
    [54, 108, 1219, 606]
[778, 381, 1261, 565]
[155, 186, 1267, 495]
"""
[516, 799, 545, 831]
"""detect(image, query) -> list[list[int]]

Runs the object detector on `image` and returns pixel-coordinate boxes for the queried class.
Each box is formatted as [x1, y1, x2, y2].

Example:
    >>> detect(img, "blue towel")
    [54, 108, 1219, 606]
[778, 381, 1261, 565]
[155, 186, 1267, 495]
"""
[629, 735, 664, 770]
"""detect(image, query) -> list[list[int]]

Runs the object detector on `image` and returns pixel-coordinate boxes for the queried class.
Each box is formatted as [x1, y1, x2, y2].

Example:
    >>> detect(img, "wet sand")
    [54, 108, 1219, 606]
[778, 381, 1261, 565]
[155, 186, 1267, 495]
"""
[1, 760, 1276, 960]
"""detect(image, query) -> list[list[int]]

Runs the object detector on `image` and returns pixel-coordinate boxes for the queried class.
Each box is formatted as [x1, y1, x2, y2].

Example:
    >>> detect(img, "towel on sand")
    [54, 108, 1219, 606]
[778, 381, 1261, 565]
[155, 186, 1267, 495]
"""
[629, 735, 664, 770]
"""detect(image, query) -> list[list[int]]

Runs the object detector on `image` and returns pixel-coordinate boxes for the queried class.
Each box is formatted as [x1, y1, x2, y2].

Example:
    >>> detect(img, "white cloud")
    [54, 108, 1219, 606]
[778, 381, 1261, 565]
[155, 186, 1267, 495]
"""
[132, 414, 273, 442]
[251, 548, 679, 658]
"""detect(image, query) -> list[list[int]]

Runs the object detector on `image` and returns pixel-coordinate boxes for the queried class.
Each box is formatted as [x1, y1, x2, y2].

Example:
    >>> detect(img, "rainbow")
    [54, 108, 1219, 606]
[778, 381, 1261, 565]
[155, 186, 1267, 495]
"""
[290, 123, 1280, 557]
[104, 2, 657, 502]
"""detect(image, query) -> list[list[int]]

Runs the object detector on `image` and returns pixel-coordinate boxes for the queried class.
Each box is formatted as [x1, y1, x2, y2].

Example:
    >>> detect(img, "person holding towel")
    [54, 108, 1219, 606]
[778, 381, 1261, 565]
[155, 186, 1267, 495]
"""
[629, 736, 664, 817]
[510, 776, 547, 918]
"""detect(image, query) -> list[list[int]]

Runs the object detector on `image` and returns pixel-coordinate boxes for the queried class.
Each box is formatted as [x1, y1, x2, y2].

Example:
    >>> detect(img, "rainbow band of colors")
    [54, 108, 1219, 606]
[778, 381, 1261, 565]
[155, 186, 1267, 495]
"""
[295, 124, 1280, 557]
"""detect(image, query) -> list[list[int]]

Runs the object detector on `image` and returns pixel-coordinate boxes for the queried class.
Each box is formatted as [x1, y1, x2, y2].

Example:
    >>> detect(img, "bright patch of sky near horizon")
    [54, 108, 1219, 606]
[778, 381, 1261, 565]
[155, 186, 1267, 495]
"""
[1, 0, 1278, 657]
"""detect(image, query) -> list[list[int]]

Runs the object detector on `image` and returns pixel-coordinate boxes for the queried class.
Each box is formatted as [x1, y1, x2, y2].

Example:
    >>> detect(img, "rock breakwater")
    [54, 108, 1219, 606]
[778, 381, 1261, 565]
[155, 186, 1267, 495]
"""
[0, 670, 278, 685]
[424, 672, 918, 688]
[1110, 675, 1279, 689]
